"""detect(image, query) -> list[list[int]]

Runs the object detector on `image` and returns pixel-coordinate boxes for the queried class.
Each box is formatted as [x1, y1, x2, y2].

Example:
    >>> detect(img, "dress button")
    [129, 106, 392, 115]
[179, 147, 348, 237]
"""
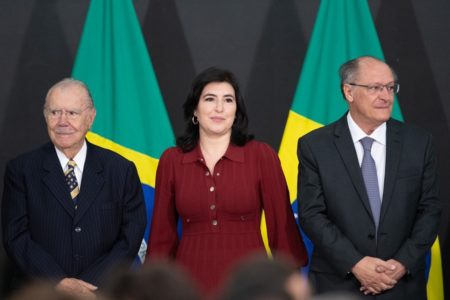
[216, 172, 220, 176]
[210, 204, 216, 210]
[209, 186, 215, 192]
[186, 218, 190, 223]
[205, 171, 210, 176]
[74, 227, 82, 233]
[212, 220, 218, 226]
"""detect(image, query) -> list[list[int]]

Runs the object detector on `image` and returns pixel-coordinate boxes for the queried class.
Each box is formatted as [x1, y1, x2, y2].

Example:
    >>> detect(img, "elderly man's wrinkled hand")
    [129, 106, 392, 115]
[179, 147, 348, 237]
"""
[56, 278, 98, 299]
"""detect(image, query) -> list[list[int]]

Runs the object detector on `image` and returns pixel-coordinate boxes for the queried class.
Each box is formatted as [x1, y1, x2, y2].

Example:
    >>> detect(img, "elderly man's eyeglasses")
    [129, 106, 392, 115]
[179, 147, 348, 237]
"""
[348, 83, 400, 95]
[45, 107, 92, 120]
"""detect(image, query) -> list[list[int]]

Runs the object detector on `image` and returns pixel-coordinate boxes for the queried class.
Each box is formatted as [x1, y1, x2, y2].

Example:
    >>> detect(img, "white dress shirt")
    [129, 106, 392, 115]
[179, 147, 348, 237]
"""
[55, 141, 87, 188]
[347, 113, 386, 201]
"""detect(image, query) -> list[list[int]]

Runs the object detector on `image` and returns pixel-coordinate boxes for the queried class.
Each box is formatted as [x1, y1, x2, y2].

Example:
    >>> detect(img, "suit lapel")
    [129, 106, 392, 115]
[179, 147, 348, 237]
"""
[333, 116, 373, 216]
[380, 119, 402, 224]
[42, 143, 75, 217]
[74, 142, 104, 224]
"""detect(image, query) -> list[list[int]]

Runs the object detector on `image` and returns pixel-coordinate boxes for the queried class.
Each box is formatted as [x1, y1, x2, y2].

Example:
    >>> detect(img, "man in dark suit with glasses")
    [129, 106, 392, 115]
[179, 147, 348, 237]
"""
[298, 56, 441, 299]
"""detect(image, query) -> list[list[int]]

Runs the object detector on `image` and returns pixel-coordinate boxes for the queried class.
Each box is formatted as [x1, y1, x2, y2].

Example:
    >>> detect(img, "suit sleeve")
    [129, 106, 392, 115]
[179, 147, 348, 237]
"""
[393, 133, 441, 272]
[2, 160, 67, 279]
[258, 143, 308, 267]
[146, 149, 179, 260]
[298, 137, 364, 275]
[78, 161, 147, 284]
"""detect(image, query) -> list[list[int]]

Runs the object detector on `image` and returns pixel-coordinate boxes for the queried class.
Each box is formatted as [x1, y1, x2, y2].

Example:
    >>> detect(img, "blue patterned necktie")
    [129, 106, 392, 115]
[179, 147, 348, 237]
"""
[360, 137, 381, 230]
[65, 160, 80, 205]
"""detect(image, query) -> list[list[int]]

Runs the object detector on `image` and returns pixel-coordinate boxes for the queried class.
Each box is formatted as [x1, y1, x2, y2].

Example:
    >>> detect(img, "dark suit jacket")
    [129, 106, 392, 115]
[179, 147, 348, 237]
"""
[2, 140, 147, 287]
[298, 115, 441, 299]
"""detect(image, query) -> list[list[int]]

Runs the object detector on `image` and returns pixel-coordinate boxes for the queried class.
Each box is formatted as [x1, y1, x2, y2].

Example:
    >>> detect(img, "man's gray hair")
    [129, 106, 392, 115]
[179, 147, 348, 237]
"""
[44, 78, 94, 109]
[338, 55, 398, 100]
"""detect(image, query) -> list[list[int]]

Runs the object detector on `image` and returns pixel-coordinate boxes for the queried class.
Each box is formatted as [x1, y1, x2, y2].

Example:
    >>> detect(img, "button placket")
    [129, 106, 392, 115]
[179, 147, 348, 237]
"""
[209, 176, 218, 228]
[209, 161, 225, 229]
[202, 162, 218, 229]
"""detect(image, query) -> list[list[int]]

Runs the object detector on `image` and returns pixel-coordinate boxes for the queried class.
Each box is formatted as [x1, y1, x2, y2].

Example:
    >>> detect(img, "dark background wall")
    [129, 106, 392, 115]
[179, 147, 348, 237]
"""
[1, 0, 449, 297]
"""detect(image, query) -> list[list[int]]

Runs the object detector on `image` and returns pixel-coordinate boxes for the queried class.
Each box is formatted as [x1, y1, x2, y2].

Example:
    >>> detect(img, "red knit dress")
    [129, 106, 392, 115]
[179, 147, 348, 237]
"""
[147, 140, 307, 296]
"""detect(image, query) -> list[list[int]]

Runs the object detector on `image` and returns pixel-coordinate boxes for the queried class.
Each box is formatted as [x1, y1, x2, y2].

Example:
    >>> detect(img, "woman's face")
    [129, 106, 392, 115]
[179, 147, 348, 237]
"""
[194, 81, 237, 139]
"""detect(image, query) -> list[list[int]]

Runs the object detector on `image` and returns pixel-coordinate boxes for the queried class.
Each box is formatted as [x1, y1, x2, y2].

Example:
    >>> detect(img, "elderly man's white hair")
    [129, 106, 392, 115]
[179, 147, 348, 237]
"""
[44, 78, 94, 109]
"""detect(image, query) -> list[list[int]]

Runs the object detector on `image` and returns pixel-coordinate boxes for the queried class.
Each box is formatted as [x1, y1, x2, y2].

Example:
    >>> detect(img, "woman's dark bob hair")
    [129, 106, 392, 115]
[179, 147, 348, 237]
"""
[176, 67, 253, 152]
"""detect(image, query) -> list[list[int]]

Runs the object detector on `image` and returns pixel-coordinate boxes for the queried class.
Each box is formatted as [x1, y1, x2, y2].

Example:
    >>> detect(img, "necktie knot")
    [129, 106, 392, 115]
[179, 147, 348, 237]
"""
[64, 160, 77, 176]
[68, 159, 77, 168]
[360, 137, 374, 152]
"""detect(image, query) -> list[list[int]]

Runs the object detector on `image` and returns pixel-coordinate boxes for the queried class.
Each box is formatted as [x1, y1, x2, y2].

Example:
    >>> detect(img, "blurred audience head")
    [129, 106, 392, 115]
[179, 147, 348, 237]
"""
[6, 280, 92, 300]
[218, 252, 311, 300]
[102, 260, 201, 300]
[312, 291, 363, 300]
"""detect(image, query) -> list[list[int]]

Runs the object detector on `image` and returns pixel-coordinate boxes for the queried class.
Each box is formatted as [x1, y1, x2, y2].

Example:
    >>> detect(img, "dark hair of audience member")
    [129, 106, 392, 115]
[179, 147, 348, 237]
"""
[311, 291, 363, 300]
[101, 260, 201, 300]
[218, 252, 306, 300]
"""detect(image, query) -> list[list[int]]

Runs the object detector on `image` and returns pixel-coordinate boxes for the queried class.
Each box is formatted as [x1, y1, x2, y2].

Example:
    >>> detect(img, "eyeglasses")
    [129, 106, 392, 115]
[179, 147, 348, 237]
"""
[45, 106, 92, 120]
[348, 82, 400, 95]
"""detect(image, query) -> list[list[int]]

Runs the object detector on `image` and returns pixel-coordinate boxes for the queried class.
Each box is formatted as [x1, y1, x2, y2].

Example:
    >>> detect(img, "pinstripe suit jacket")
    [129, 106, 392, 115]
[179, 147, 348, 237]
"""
[2, 140, 147, 286]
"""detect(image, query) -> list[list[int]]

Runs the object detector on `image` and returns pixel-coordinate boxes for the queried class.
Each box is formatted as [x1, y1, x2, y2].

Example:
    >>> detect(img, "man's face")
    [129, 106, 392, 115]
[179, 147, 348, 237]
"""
[344, 58, 395, 133]
[44, 84, 96, 157]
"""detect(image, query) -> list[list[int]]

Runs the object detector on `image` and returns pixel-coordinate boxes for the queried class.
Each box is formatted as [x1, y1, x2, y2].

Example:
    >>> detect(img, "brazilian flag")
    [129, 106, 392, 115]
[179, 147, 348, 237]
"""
[72, 0, 174, 263]
[278, 0, 443, 299]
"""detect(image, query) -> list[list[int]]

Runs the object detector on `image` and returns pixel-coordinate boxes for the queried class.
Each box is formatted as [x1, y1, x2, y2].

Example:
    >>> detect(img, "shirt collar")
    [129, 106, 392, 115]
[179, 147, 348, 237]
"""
[347, 112, 386, 146]
[182, 142, 245, 163]
[55, 140, 88, 172]
[223, 143, 245, 162]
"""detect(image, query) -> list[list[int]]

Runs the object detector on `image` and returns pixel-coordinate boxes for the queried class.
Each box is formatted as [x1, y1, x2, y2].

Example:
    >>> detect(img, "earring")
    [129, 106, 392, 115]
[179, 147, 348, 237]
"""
[192, 115, 198, 125]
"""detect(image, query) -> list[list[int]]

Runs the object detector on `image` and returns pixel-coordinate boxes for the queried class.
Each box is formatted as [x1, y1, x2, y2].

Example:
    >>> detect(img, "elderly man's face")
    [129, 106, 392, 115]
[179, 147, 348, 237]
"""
[344, 58, 395, 134]
[44, 84, 96, 158]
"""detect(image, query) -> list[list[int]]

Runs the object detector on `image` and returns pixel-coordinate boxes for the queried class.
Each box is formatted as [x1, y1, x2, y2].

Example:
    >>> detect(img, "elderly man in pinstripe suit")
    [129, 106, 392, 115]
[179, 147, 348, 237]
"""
[2, 79, 147, 298]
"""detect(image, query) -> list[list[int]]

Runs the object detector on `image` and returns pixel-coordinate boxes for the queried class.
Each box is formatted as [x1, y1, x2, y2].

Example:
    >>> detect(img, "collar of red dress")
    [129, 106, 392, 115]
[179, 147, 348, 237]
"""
[182, 142, 245, 164]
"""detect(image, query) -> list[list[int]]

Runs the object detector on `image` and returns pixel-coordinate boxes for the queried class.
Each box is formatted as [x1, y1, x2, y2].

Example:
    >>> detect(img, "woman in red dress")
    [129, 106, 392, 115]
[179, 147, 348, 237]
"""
[147, 67, 307, 296]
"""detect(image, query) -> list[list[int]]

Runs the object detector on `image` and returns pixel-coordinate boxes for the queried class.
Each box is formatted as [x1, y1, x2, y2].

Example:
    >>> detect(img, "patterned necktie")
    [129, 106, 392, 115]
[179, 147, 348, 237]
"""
[65, 160, 80, 203]
[360, 137, 381, 230]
